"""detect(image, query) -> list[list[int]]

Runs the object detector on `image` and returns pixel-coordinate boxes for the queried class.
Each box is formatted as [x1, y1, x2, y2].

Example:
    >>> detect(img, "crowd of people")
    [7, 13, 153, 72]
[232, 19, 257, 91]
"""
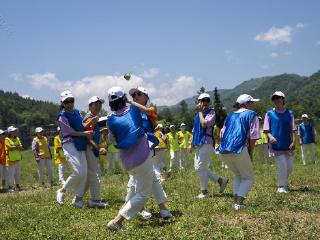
[0, 86, 317, 232]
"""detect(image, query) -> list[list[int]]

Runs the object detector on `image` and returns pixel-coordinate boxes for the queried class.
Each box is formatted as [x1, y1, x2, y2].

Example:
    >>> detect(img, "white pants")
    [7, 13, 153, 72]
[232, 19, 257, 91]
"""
[75, 149, 101, 200]
[58, 163, 66, 182]
[301, 143, 316, 165]
[170, 151, 181, 171]
[7, 161, 21, 187]
[37, 158, 53, 184]
[0, 165, 7, 182]
[220, 147, 254, 198]
[180, 148, 189, 169]
[152, 149, 166, 179]
[194, 144, 220, 191]
[62, 142, 87, 196]
[276, 154, 294, 187]
[123, 154, 167, 219]
[107, 152, 120, 173]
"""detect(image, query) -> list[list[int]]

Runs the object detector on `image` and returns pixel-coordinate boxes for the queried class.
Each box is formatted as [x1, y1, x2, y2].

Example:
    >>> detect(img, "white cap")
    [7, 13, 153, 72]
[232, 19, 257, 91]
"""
[0, 129, 5, 135]
[35, 127, 44, 133]
[169, 124, 175, 128]
[272, 91, 285, 98]
[108, 86, 126, 102]
[7, 126, 18, 132]
[88, 96, 105, 105]
[60, 90, 74, 102]
[129, 87, 149, 96]
[57, 126, 60, 131]
[236, 94, 260, 105]
[156, 123, 163, 129]
[180, 123, 186, 127]
[301, 114, 309, 119]
[198, 93, 210, 100]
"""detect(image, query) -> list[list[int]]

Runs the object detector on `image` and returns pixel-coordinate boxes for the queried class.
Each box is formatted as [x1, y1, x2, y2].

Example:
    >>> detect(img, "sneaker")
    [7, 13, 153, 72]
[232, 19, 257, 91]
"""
[7, 186, 14, 193]
[160, 209, 173, 220]
[56, 190, 65, 205]
[72, 197, 84, 208]
[219, 178, 228, 193]
[88, 200, 107, 209]
[138, 210, 152, 220]
[107, 220, 124, 232]
[277, 187, 288, 193]
[197, 192, 209, 200]
[233, 203, 246, 210]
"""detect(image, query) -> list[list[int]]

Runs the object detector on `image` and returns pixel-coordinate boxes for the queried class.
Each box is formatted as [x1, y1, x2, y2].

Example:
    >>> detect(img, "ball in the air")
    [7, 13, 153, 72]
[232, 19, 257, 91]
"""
[124, 73, 131, 80]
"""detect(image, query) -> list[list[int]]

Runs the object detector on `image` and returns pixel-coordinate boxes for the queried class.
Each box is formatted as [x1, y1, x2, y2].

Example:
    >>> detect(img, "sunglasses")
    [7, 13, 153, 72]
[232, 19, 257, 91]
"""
[131, 92, 143, 98]
[200, 98, 210, 103]
[63, 98, 74, 104]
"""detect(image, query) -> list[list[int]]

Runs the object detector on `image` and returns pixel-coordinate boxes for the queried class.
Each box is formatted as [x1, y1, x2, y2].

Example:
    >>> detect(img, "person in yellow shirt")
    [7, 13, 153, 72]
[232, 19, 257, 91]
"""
[107, 143, 120, 174]
[166, 125, 180, 174]
[213, 126, 227, 168]
[5, 126, 23, 192]
[0, 129, 7, 191]
[255, 117, 269, 164]
[32, 127, 54, 187]
[54, 127, 67, 185]
[177, 123, 192, 169]
[154, 124, 168, 181]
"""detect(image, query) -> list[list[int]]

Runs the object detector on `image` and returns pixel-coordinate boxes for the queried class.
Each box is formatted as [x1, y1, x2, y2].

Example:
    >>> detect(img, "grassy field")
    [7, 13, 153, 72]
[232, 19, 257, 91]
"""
[0, 144, 320, 240]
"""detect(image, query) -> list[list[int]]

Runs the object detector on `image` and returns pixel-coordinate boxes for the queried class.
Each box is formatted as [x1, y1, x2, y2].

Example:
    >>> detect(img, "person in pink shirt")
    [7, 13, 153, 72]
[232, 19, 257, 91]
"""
[263, 91, 296, 194]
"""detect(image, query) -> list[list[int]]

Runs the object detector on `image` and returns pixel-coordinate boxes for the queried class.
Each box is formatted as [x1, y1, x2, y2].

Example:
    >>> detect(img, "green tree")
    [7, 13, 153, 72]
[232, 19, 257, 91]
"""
[213, 87, 227, 128]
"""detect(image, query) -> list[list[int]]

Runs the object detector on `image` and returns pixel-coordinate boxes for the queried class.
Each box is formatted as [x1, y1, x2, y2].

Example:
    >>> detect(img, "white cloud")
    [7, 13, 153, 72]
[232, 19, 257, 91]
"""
[296, 22, 305, 29]
[9, 73, 22, 81]
[270, 52, 279, 58]
[254, 26, 293, 46]
[27, 71, 198, 109]
[139, 68, 160, 78]
[21, 94, 33, 100]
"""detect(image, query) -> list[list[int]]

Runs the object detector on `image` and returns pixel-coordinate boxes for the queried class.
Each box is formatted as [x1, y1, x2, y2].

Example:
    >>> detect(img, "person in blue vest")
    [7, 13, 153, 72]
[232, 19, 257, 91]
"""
[106, 87, 171, 232]
[299, 114, 317, 165]
[73, 96, 107, 208]
[56, 91, 93, 207]
[189, 93, 228, 200]
[217, 94, 260, 210]
[263, 91, 296, 194]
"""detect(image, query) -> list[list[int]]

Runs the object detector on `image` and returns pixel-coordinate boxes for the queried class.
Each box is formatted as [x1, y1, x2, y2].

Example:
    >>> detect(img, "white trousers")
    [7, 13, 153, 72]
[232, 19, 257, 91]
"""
[7, 161, 21, 186]
[37, 158, 53, 184]
[194, 144, 220, 191]
[0, 165, 7, 182]
[75, 149, 101, 200]
[58, 163, 66, 182]
[180, 148, 189, 168]
[220, 147, 254, 198]
[170, 151, 181, 171]
[107, 152, 120, 173]
[276, 154, 294, 187]
[152, 149, 166, 179]
[301, 143, 316, 165]
[123, 154, 167, 219]
[62, 142, 87, 196]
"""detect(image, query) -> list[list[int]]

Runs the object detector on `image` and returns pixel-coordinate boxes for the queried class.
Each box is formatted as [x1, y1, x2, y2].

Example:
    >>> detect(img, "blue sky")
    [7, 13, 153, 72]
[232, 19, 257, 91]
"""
[0, 0, 319, 109]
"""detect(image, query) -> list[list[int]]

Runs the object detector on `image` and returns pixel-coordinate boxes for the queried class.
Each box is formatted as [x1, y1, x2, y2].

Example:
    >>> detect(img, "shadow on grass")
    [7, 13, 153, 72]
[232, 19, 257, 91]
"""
[211, 192, 234, 198]
[289, 186, 319, 193]
[135, 210, 183, 228]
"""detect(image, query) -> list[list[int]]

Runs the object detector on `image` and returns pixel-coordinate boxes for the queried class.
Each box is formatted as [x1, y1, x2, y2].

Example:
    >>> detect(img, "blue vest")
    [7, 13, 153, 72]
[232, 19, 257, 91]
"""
[141, 112, 159, 147]
[58, 109, 87, 151]
[217, 109, 256, 154]
[299, 123, 314, 144]
[267, 109, 293, 151]
[107, 105, 145, 149]
[82, 113, 100, 157]
[192, 108, 215, 147]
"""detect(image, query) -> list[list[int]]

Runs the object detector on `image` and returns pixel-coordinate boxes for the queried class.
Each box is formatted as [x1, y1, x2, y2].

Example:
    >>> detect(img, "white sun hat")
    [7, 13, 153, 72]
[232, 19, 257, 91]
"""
[272, 91, 285, 98]
[0, 129, 5, 135]
[60, 90, 74, 102]
[236, 94, 260, 105]
[107, 86, 126, 102]
[88, 96, 105, 105]
[301, 114, 309, 119]
[129, 86, 149, 96]
[35, 127, 44, 133]
[7, 126, 18, 132]
[156, 123, 163, 129]
[180, 123, 186, 127]
[198, 93, 210, 100]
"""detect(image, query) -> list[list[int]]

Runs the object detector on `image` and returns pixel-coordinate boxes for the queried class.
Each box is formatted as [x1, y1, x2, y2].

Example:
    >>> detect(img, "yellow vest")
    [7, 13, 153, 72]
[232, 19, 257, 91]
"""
[53, 135, 66, 164]
[177, 130, 192, 149]
[34, 136, 51, 159]
[256, 129, 268, 145]
[166, 132, 179, 152]
[155, 130, 167, 149]
[5, 137, 22, 163]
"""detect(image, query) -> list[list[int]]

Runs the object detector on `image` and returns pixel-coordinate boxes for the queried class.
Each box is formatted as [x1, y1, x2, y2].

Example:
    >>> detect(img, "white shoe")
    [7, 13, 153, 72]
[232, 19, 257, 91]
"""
[72, 197, 84, 208]
[277, 187, 288, 193]
[138, 210, 152, 219]
[56, 190, 65, 205]
[107, 220, 124, 232]
[88, 200, 107, 209]
[219, 178, 228, 193]
[160, 209, 173, 220]
[197, 192, 209, 200]
[233, 203, 246, 210]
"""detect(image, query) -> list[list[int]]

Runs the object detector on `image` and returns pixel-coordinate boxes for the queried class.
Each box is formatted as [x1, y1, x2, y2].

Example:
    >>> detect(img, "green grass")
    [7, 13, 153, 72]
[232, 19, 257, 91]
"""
[0, 145, 320, 239]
